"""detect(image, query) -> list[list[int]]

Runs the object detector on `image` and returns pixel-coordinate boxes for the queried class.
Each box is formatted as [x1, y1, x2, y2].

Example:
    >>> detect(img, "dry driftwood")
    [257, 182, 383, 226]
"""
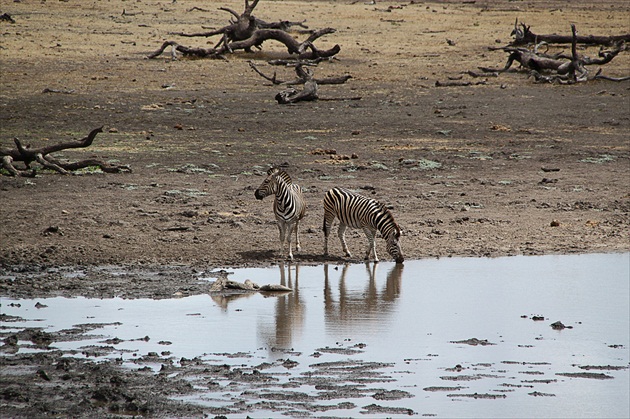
[173, 0, 308, 40]
[0, 127, 131, 177]
[249, 61, 351, 86]
[511, 19, 630, 46]
[274, 65, 319, 104]
[249, 63, 357, 104]
[148, 28, 340, 61]
[209, 275, 292, 293]
[148, 0, 339, 61]
[435, 80, 487, 87]
[169, 0, 262, 50]
[0, 12, 15, 23]
[481, 24, 627, 83]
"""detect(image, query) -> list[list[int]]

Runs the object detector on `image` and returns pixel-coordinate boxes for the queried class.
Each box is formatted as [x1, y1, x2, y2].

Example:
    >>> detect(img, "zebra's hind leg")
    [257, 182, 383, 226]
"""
[323, 211, 335, 256]
[338, 223, 352, 257]
[363, 227, 378, 262]
[294, 221, 301, 252]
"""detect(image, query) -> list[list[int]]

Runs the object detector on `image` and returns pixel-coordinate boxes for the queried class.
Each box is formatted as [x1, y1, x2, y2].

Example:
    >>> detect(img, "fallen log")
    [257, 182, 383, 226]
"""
[511, 19, 630, 46]
[148, 28, 340, 60]
[480, 24, 627, 83]
[148, 0, 340, 61]
[249, 61, 351, 85]
[209, 275, 292, 293]
[435, 80, 487, 87]
[0, 127, 131, 176]
[275, 65, 319, 104]
[250, 62, 354, 104]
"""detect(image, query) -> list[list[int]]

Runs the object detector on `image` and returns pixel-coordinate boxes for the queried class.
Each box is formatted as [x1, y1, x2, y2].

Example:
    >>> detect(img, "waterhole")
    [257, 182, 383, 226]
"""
[2, 253, 628, 418]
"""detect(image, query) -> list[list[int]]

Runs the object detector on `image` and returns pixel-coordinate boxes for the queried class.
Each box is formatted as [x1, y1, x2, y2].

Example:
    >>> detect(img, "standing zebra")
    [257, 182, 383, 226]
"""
[255, 168, 306, 261]
[323, 187, 404, 264]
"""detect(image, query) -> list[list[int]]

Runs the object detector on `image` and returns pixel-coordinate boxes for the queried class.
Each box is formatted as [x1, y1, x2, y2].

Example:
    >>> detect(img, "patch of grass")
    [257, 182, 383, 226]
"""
[580, 154, 615, 164]
[415, 158, 442, 170]
[75, 166, 104, 175]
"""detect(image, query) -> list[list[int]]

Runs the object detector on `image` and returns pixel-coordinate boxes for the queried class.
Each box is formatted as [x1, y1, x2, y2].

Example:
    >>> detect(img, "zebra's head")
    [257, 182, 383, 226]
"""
[386, 223, 404, 264]
[254, 168, 291, 200]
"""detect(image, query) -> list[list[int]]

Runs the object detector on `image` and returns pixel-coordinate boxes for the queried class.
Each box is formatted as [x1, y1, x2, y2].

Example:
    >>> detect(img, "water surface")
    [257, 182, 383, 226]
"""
[2, 253, 629, 418]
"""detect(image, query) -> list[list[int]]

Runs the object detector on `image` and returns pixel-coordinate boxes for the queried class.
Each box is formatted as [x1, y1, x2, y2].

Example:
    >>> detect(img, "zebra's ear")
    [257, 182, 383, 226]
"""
[267, 167, 278, 175]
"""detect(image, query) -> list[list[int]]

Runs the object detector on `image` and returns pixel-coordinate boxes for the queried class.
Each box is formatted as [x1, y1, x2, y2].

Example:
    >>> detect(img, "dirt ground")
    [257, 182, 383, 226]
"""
[0, 0, 629, 417]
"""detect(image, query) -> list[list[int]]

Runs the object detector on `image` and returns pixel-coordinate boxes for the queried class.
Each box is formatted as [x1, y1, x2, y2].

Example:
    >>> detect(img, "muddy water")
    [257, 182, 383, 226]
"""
[2, 253, 629, 418]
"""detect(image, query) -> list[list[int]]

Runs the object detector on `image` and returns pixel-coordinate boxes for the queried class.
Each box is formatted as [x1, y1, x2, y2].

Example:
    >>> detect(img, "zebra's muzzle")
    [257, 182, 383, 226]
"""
[254, 190, 265, 200]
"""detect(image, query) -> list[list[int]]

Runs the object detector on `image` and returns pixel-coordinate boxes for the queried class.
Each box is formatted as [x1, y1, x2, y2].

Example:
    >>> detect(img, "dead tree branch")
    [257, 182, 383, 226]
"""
[275, 65, 319, 104]
[593, 68, 630, 82]
[249, 61, 351, 85]
[149, 0, 339, 61]
[0, 127, 132, 177]
[249, 62, 354, 103]
[511, 19, 630, 46]
[220, 28, 340, 59]
[266, 62, 361, 105]
[175, 0, 307, 38]
[480, 24, 627, 83]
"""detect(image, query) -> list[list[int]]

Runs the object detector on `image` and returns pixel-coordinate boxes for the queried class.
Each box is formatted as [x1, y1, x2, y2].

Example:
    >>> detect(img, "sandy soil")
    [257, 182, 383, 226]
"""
[0, 0, 629, 417]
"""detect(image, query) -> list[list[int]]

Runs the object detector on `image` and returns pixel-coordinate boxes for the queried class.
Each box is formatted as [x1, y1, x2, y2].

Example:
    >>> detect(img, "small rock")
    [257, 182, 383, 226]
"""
[259, 284, 293, 292]
[37, 369, 51, 381]
[550, 321, 573, 330]
[282, 359, 299, 369]
[42, 226, 63, 236]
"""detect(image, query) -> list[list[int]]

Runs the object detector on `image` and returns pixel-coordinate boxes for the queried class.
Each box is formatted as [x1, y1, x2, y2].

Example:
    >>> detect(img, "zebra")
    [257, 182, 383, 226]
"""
[254, 168, 306, 261]
[323, 187, 404, 264]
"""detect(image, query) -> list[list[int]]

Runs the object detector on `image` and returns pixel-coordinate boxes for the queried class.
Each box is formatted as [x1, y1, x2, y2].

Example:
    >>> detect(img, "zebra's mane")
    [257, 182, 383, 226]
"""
[373, 198, 390, 214]
[375, 200, 401, 236]
[268, 167, 293, 185]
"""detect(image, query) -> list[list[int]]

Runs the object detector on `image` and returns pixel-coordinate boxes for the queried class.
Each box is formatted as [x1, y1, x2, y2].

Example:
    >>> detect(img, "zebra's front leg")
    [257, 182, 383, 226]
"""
[277, 222, 290, 260]
[338, 223, 352, 257]
[363, 227, 378, 262]
[286, 221, 296, 261]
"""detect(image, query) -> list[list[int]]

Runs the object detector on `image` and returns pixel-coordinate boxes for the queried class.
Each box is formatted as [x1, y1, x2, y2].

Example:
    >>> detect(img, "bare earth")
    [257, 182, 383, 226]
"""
[0, 0, 628, 417]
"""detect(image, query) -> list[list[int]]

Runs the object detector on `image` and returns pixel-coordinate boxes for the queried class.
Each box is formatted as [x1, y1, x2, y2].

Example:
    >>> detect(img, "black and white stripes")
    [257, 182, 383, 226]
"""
[323, 187, 404, 264]
[255, 168, 306, 261]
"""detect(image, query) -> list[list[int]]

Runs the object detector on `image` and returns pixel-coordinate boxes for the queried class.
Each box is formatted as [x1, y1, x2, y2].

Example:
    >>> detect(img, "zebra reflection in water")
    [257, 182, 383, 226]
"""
[323, 263, 404, 327]
[254, 168, 306, 261]
[258, 262, 404, 350]
[258, 262, 305, 351]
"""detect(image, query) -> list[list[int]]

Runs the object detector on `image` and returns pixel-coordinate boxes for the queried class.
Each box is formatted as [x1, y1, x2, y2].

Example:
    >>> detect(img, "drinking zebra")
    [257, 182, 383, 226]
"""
[323, 187, 404, 264]
[255, 168, 306, 261]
